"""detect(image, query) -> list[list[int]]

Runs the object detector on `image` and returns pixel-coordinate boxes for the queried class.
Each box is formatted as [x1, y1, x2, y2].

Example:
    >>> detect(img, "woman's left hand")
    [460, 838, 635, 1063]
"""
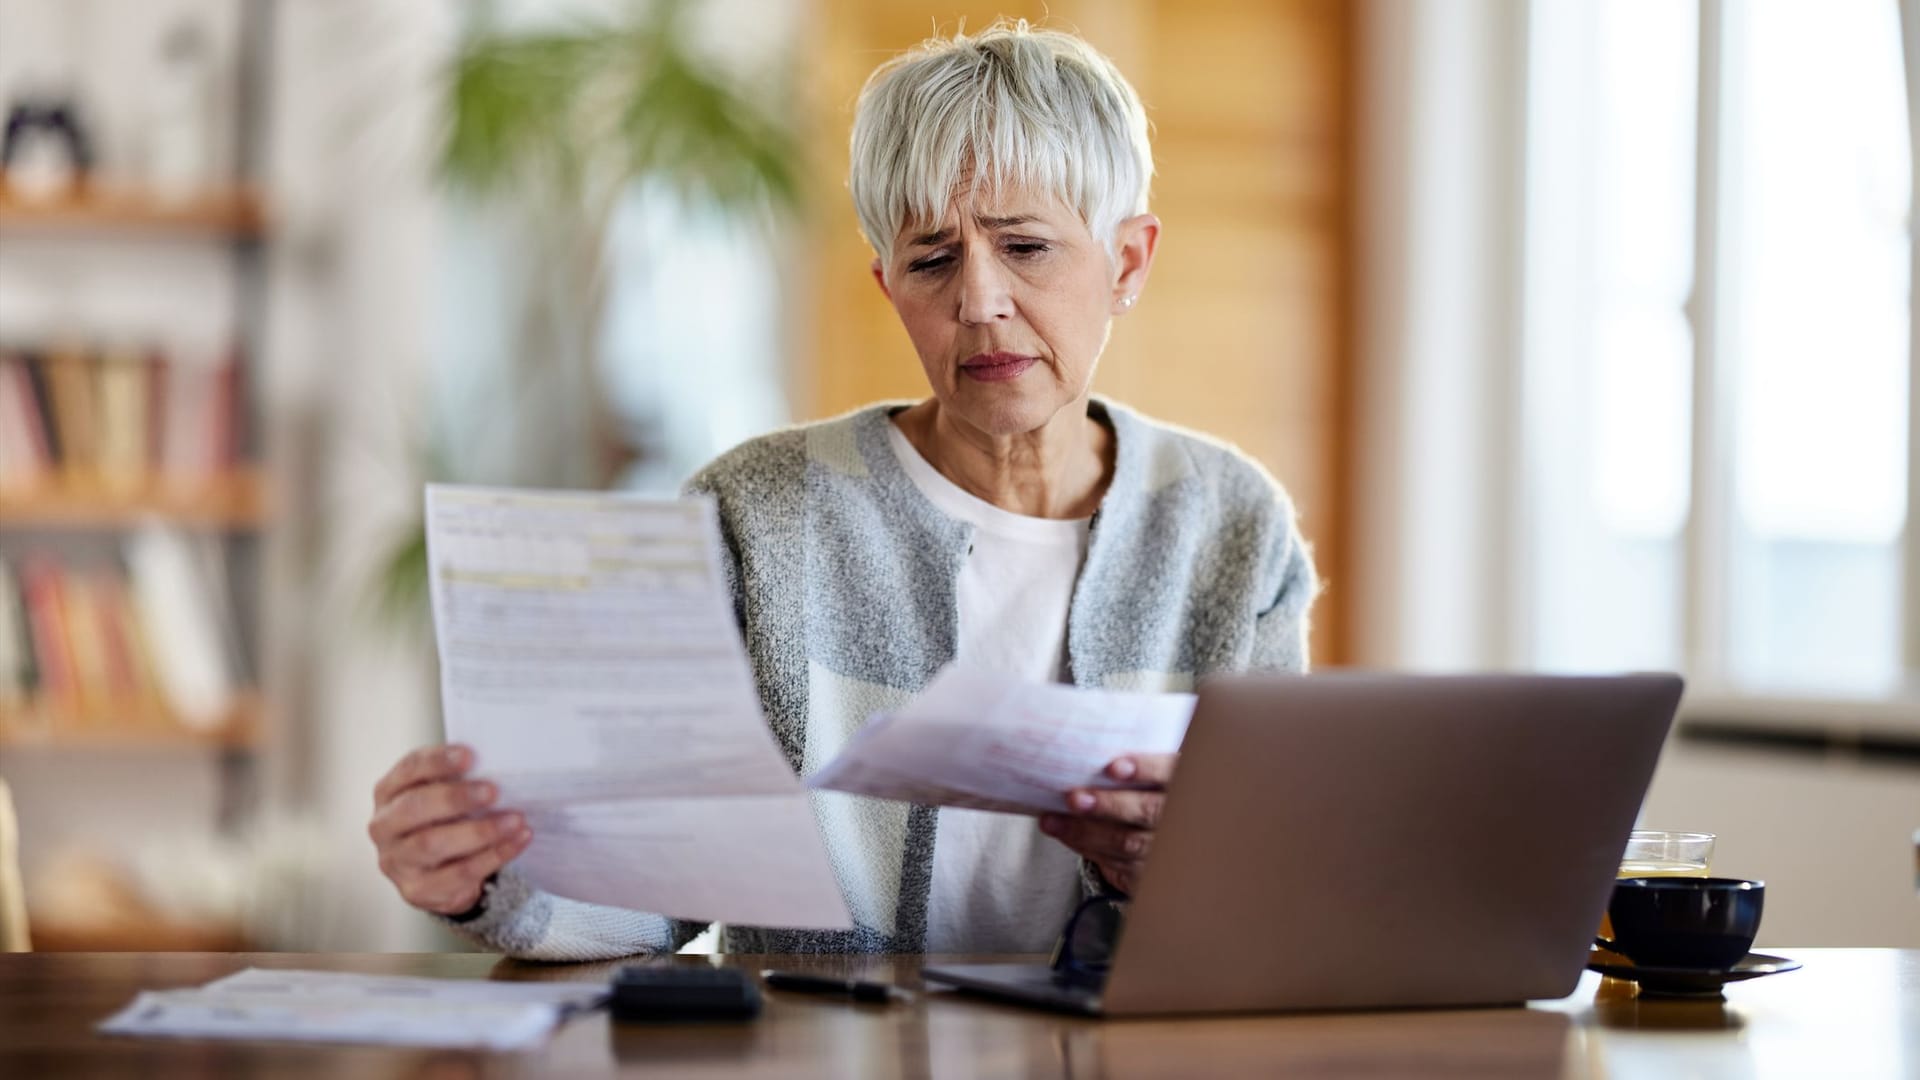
[1039, 753, 1178, 895]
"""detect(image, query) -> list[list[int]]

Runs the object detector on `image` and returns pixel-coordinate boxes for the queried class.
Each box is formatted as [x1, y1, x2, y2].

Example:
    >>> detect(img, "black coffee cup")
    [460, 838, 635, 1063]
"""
[1596, 877, 1764, 970]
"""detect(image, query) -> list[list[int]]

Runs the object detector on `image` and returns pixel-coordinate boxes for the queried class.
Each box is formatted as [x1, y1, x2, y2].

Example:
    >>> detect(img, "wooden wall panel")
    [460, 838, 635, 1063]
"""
[796, 2, 1354, 664]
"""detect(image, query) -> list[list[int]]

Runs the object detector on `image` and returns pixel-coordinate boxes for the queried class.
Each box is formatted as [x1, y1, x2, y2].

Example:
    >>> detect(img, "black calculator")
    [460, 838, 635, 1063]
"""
[609, 964, 763, 1022]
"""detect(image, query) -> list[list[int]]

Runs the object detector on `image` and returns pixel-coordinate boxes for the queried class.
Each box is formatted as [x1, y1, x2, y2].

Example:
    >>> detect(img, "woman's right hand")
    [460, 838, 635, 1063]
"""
[369, 744, 533, 916]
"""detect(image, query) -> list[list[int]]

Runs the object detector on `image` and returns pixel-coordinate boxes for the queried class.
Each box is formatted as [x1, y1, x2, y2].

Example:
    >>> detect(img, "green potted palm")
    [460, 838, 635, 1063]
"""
[372, 0, 800, 629]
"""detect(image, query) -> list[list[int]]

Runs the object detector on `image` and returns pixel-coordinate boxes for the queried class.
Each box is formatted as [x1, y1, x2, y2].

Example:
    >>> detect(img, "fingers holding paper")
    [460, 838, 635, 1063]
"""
[1040, 753, 1179, 895]
[372, 743, 472, 808]
[369, 743, 534, 915]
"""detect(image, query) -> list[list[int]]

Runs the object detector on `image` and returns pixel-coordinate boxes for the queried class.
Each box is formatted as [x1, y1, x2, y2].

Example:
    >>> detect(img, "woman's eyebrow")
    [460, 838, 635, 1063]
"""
[976, 214, 1039, 230]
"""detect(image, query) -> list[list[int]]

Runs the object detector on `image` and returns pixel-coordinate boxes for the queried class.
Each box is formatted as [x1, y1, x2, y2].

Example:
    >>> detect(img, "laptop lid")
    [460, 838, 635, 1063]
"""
[1097, 672, 1681, 1017]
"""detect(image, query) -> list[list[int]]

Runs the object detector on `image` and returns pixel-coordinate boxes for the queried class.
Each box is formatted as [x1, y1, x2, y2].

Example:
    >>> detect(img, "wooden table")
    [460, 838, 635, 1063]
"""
[0, 949, 1910, 1077]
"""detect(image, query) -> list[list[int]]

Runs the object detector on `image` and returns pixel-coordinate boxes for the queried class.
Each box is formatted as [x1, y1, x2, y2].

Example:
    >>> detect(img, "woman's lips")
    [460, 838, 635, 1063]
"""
[960, 352, 1038, 382]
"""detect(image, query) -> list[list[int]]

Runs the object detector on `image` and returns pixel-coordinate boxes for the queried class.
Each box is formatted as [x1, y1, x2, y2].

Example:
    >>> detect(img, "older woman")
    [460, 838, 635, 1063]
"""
[368, 21, 1316, 960]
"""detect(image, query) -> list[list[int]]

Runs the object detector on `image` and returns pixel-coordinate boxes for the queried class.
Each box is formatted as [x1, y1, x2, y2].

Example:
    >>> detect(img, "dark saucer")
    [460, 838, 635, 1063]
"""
[1586, 949, 1802, 998]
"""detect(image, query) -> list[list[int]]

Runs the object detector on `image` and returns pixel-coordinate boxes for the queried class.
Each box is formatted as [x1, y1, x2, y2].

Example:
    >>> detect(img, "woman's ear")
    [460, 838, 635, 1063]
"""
[1110, 214, 1160, 315]
[870, 258, 892, 302]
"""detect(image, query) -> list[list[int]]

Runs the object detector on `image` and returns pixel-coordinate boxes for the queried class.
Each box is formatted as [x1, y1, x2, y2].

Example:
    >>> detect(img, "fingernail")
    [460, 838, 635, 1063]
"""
[472, 781, 497, 804]
[1111, 758, 1137, 780]
[444, 746, 468, 768]
[1039, 815, 1061, 836]
[516, 827, 533, 843]
[1070, 792, 1096, 812]
[502, 812, 524, 830]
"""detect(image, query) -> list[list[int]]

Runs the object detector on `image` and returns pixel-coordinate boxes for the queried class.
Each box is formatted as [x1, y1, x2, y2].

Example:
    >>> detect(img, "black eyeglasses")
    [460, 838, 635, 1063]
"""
[1048, 894, 1128, 986]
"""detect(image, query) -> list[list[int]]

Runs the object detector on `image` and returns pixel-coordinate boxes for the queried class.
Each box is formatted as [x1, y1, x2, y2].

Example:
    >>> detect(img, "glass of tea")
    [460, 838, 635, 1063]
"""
[1618, 830, 1715, 879]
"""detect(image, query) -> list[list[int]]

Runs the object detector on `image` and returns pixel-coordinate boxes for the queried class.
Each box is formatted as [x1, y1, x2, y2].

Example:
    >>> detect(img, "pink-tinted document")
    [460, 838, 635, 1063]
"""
[806, 665, 1195, 815]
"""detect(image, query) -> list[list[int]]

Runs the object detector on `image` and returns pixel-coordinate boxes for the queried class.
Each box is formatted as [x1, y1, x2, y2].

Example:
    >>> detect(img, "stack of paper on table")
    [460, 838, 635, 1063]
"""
[98, 968, 607, 1050]
[424, 486, 850, 930]
[807, 665, 1197, 815]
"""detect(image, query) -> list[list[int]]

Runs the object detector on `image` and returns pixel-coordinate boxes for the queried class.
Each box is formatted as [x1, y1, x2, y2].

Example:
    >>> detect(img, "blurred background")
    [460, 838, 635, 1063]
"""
[0, 0, 1912, 953]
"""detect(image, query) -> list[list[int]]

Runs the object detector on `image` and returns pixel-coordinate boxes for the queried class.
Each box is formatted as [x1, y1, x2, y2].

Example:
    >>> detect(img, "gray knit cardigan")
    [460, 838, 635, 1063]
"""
[448, 398, 1317, 960]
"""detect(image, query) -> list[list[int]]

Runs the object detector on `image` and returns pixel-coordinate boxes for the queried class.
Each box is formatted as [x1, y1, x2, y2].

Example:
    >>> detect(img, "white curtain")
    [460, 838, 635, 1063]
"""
[1351, 0, 1531, 671]
[1900, 0, 1920, 678]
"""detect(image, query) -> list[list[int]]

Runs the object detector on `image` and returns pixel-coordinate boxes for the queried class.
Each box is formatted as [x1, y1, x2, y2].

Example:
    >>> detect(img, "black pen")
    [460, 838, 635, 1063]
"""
[760, 969, 914, 1004]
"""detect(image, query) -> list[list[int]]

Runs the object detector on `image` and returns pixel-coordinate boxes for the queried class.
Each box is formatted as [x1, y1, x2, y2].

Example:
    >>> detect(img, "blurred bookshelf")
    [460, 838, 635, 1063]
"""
[0, 2, 279, 953]
[0, 181, 267, 238]
[0, 340, 266, 763]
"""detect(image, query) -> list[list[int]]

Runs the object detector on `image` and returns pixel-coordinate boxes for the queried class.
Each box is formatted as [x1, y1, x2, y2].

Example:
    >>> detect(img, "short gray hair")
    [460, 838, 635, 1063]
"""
[848, 20, 1154, 268]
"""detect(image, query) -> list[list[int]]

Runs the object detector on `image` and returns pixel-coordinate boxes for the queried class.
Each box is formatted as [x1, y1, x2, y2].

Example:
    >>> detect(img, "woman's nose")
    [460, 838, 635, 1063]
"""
[955, 252, 1016, 324]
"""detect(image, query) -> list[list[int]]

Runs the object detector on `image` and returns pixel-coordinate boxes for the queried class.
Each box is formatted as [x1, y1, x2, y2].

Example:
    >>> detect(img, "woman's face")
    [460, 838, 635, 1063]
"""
[873, 190, 1157, 438]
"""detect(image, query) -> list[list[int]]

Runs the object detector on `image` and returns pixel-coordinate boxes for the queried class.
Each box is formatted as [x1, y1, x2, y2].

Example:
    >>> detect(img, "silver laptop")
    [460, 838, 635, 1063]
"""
[922, 672, 1682, 1016]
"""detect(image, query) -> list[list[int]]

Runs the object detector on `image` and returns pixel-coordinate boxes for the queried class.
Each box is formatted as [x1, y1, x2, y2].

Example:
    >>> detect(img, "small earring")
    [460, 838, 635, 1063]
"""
[1120, 295, 1136, 309]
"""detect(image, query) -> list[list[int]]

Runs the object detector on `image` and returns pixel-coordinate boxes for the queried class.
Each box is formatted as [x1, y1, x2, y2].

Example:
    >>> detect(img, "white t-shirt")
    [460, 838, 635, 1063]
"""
[885, 421, 1091, 953]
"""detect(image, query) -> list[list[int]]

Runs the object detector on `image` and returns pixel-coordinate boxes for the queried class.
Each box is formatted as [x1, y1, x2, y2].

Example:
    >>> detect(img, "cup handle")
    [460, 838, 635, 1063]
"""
[1592, 935, 1629, 959]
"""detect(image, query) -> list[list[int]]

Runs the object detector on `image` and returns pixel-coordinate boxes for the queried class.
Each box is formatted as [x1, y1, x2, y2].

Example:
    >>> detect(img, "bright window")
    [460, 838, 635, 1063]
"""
[1523, 0, 1913, 697]
[1721, 0, 1910, 693]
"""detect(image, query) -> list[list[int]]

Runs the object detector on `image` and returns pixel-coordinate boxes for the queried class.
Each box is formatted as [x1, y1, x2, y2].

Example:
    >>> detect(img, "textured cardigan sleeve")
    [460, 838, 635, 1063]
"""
[441, 868, 694, 961]
[1250, 511, 1318, 674]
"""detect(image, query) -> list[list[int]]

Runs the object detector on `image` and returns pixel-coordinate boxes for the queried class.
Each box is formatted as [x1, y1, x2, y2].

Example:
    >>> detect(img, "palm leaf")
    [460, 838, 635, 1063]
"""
[440, 4, 799, 215]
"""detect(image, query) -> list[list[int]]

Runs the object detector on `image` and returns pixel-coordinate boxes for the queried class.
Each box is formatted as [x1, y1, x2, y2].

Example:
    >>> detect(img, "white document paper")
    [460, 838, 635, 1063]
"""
[202, 967, 609, 1008]
[425, 485, 851, 930]
[807, 665, 1196, 815]
[97, 968, 608, 1051]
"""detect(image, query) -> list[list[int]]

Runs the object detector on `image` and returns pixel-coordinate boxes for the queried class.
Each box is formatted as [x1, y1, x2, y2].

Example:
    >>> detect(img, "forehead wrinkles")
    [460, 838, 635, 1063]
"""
[896, 176, 1065, 250]
[894, 163, 995, 240]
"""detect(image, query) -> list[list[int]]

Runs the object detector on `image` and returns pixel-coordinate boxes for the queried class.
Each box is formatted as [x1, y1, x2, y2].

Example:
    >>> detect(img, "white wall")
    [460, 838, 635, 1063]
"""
[262, 0, 456, 950]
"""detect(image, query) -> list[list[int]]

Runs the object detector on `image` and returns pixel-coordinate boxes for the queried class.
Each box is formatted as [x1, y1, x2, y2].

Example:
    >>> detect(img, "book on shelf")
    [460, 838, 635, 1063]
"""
[0, 529, 242, 733]
[17, 557, 78, 708]
[125, 524, 240, 727]
[0, 343, 244, 494]
[0, 558, 32, 708]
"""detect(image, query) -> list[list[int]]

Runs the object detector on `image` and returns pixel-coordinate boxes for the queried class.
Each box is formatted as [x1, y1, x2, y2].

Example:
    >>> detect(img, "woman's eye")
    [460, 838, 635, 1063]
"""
[905, 241, 1046, 273]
